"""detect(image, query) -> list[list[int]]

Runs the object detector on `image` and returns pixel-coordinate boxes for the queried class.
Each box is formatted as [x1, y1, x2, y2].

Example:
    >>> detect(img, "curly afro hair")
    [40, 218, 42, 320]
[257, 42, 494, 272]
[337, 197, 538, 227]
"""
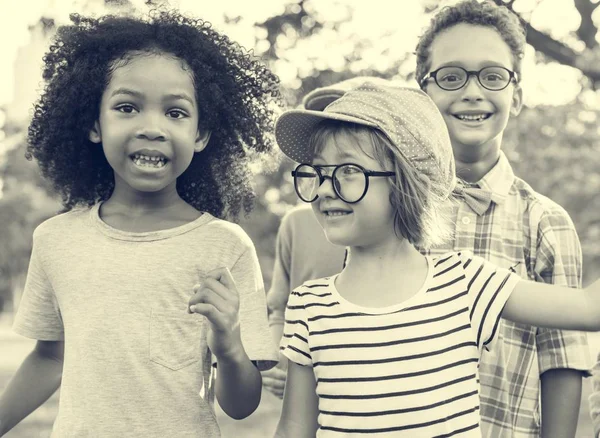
[27, 9, 282, 220]
[415, 0, 526, 86]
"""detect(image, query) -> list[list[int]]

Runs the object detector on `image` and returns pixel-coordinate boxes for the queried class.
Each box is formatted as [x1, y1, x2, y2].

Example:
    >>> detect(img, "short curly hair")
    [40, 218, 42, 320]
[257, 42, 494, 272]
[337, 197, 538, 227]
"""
[27, 9, 282, 220]
[415, 0, 526, 86]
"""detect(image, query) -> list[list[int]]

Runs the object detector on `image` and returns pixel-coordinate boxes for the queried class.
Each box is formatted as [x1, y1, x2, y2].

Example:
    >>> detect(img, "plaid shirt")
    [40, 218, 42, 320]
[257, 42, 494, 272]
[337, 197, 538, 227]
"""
[426, 152, 592, 438]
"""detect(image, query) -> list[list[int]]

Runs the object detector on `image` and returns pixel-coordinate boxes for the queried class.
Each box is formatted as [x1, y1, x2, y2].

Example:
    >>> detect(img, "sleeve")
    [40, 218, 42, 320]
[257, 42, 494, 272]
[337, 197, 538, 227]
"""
[13, 231, 64, 341]
[533, 208, 592, 375]
[265, 213, 293, 328]
[219, 242, 278, 371]
[590, 351, 600, 438]
[462, 253, 520, 352]
[279, 288, 312, 367]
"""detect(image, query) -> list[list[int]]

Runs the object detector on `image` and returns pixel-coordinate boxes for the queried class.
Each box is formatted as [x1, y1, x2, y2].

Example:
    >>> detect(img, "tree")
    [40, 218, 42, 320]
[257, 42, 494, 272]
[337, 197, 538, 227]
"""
[492, 0, 600, 88]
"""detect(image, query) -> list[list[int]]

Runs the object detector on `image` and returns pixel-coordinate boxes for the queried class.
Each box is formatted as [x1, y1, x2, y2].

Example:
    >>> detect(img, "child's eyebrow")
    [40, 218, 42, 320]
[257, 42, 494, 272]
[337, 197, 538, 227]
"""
[164, 93, 196, 107]
[110, 88, 143, 99]
[109, 88, 196, 107]
[435, 61, 509, 69]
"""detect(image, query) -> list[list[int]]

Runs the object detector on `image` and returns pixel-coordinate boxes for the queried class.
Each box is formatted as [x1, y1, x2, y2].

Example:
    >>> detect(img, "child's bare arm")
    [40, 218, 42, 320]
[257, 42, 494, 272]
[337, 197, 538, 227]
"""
[274, 361, 319, 438]
[188, 267, 262, 419]
[213, 347, 262, 419]
[502, 278, 600, 330]
[0, 340, 64, 436]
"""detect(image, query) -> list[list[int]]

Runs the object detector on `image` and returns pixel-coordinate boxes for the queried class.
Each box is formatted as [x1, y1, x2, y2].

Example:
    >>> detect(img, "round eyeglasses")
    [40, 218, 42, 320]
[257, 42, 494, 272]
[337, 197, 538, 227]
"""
[420, 66, 518, 91]
[291, 163, 395, 204]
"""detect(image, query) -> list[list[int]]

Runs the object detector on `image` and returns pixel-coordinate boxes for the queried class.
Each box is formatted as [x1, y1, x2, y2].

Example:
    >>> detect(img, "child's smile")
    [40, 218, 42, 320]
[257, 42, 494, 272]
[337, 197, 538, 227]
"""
[130, 149, 169, 170]
[320, 204, 353, 222]
[452, 111, 493, 124]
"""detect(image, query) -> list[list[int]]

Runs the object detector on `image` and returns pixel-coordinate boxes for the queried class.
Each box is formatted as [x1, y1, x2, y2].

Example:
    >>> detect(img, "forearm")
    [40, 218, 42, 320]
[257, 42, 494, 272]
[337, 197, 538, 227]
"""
[0, 349, 63, 435]
[215, 348, 262, 420]
[540, 368, 583, 438]
[270, 317, 284, 345]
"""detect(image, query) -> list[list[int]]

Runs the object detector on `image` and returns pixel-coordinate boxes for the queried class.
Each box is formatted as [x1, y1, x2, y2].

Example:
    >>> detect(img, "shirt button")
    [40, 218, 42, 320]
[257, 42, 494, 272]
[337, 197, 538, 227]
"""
[461, 217, 471, 225]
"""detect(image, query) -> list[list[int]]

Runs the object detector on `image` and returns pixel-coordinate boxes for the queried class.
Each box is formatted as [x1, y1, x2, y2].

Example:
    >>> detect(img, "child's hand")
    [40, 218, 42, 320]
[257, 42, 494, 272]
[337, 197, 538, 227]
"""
[262, 355, 288, 399]
[188, 267, 244, 363]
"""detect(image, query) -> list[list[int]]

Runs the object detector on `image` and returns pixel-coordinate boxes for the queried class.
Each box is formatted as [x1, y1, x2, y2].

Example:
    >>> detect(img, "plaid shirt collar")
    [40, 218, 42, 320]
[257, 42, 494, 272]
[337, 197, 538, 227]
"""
[477, 151, 514, 206]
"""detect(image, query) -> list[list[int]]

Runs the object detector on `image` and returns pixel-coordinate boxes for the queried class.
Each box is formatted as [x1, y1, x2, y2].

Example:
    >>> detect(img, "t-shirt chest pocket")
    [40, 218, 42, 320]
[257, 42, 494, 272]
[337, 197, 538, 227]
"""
[149, 309, 205, 371]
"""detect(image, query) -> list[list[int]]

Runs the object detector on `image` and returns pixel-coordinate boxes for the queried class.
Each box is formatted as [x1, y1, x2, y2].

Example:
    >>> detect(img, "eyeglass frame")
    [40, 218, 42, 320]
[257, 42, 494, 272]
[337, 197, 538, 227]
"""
[420, 66, 519, 91]
[291, 163, 396, 204]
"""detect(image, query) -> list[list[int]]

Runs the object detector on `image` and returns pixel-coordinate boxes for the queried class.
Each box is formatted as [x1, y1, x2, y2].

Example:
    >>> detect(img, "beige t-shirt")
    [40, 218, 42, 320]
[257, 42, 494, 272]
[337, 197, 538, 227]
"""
[13, 204, 277, 437]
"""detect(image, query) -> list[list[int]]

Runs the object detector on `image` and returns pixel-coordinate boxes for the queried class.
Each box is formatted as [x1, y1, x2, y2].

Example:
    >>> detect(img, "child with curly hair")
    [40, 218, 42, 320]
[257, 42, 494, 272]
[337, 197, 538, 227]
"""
[0, 9, 280, 437]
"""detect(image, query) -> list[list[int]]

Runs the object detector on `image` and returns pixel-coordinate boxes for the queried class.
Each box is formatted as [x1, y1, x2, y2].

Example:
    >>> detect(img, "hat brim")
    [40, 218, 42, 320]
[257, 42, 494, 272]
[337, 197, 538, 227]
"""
[302, 90, 345, 111]
[275, 109, 378, 163]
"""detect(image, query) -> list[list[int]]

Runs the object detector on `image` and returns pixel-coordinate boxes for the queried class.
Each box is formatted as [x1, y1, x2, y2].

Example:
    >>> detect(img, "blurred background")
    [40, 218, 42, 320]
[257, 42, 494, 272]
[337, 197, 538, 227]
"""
[0, 0, 599, 436]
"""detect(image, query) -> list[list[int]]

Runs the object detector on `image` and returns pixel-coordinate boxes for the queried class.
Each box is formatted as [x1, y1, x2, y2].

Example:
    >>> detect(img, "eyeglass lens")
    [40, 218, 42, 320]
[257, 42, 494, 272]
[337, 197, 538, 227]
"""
[294, 164, 367, 203]
[436, 66, 511, 90]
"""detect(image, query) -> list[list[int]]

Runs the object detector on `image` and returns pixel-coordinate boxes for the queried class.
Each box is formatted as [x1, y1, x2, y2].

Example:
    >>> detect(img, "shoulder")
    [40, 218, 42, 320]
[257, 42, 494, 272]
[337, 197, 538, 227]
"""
[203, 215, 256, 252]
[430, 250, 488, 276]
[293, 276, 333, 294]
[290, 276, 333, 303]
[32, 207, 91, 242]
[511, 177, 575, 229]
[430, 250, 473, 268]
[280, 205, 317, 229]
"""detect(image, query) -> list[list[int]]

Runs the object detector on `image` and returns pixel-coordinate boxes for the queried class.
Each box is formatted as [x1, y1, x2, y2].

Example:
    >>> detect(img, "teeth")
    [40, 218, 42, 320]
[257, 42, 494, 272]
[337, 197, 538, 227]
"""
[133, 154, 166, 163]
[457, 114, 488, 121]
[132, 154, 167, 168]
[327, 211, 349, 217]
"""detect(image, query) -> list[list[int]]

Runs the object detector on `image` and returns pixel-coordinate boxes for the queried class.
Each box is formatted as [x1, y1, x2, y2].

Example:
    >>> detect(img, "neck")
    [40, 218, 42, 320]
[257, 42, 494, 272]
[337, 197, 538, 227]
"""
[344, 237, 424, 277]
[453, 140, 502, 183]
[454, 147, 500, 183]
[106, 182, 184, 215]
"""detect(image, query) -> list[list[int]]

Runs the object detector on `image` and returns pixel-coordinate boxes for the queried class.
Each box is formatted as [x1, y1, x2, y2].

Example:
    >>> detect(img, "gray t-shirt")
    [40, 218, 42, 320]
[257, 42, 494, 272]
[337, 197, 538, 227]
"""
[13, 204, 277, 437]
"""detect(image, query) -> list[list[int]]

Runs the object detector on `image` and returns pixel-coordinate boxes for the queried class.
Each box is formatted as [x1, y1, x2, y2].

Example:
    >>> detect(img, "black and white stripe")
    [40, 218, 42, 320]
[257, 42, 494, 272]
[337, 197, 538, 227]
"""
[281, 251, 519, 436]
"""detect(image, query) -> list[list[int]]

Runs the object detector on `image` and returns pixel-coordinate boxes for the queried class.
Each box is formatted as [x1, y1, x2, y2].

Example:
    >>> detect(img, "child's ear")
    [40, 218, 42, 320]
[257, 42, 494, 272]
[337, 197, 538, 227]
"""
[510, 85, 523, 117]
[89, 121, 102, 143]
[194, 130, 212, 153]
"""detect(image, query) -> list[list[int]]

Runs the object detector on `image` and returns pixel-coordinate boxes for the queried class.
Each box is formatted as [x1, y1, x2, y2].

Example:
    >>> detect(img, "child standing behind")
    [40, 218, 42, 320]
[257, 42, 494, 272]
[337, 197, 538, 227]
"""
[0, 10, 279, 437]
[273, 82, 600, 438]
[416, 1, 591, 436]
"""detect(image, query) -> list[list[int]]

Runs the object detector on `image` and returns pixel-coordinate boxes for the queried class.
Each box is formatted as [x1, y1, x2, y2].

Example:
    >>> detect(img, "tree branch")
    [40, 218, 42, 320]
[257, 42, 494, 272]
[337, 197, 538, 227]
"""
[574, 0, 599, 49]
[492, 0, 600, 86]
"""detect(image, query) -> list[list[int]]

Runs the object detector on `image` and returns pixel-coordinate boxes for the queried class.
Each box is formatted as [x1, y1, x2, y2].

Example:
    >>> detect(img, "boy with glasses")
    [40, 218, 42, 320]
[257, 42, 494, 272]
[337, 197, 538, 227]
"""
[416, 1, 591, 437]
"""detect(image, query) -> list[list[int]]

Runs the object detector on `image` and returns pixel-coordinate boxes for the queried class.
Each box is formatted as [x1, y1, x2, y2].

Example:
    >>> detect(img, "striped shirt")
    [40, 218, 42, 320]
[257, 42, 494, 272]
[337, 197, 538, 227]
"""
[426, 152, 591, 437]
[281, 251, 520, 437]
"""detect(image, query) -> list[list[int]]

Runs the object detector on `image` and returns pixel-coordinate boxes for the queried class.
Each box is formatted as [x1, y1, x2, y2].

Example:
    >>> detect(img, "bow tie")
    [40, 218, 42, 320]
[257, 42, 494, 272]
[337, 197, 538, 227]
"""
[455, 183, 493, 216]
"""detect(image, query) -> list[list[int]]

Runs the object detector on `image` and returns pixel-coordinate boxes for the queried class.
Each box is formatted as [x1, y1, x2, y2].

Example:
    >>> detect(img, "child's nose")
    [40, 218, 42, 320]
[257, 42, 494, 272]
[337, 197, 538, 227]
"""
[316, 176, 338, 199]
[461, 75, 485, 101]
[136, 112, 167, 141]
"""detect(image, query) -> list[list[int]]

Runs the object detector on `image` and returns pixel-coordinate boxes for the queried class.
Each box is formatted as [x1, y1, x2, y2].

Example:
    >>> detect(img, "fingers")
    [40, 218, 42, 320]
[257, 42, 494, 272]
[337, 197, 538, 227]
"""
[188, 303, 227, 327]
[187, 267, 240, 333]
[206, 267, 237, 292]
[189, 267, 238, 306]
[188, 284, 228, 313]
[263, 382, 284, 399]
[262, 367, 287, 399]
